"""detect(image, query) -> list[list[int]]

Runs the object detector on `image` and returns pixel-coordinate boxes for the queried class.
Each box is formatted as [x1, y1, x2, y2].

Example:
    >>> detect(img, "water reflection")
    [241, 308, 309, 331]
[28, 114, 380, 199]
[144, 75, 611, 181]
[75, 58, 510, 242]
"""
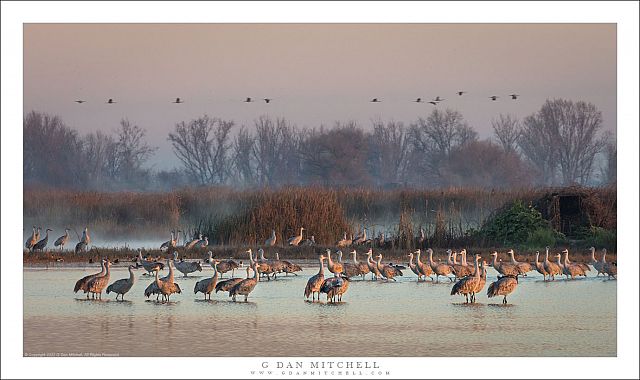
[24, 266, 616, 357]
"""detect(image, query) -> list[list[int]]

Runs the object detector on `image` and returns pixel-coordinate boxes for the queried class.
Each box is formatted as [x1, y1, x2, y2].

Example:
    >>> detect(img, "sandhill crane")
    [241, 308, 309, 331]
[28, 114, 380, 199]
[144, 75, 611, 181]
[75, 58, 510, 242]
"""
[154, 258, 181, 302]
[534, 251, 548, 280]
[173, 98, 183, 103]
[263, 98, 272, 103]
[35, 227, 41, 241]
[563, 249, 591, 273]
[262, 251, 285, 279]
[32, 228, 52, 252]
[451, 250, 474, 279]
[106, 265, 138, 300]
[408, 252, 421, 280]
[321, 274, 349, 303]
[160, 231, 175, 250]
[601, 249, 616, 279]
[194, 260, 219, 300]
[376, 254, 402, 281]
[54, 228, 70, 250]
[229, 262, 259, 302]
[377, 232, 386, 248]
[173, 252, 203, 277]
[195, 236, 209, 248]
[353, 228, 368, 245]
[414, 249, 433, 281]
[336, 232, 351, 247]
[287, 228, 305, 246]
[326, 249, 344, 276]
[489, 96, 499, 101]
[185, 234, 202, 249]
[365, 248, 382, 280]
[417, 227, 425, 248]
[589, 247, 605, 276]
[349, 249, 369, 280]
[509, 94, 519, 100]
[434, 96, 445, 102]
[137, 249, 165, 275]
[370, 98, 381, 103]
[74, 258, 106, 298]
[342, 250, 362, 278]
[541, 248, 562, 281]
[487, 275, 518, 304]
[206, 252, 239, 278]
[508, 249, 534, 275]
[25, 226, 37, 251]
[473, 261, 488, 303]
[561, 249, 587, 280]
[86, 259, 111, 300]
[428, 101, 438, 105]
[300, 235, 316, 246]
[254, 249, 273, 280]
[244, 97, 253, 103]
[265, 230, 277, 247]
[457, 91, 466, 96]
[451, 254, 482, 303]
[106, 98, 116, 104]
[414, 98, 424, 103]
[490, 251, 521, 277]
[304, 255, 326, 301]
[427, 248, 454, 283]
[75, 100, 86, 104]
[79, 227, 91, 246]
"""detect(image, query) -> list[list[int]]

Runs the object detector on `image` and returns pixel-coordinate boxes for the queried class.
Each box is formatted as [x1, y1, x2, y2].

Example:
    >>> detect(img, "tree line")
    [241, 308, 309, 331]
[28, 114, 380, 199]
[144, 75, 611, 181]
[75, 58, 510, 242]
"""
[23, 98, 616, 191]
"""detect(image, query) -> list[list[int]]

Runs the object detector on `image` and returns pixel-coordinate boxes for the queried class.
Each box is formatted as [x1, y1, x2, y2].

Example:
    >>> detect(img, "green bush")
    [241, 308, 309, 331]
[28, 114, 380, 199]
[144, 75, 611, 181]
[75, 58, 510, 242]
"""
[525, 228, 565, 248]
[481, 200, 553, 246]
[576, 226, 617, 250]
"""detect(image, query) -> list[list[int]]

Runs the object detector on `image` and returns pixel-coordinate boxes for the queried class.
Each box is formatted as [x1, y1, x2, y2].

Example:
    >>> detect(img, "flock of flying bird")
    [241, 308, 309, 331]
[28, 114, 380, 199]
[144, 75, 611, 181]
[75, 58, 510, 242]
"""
[71, 91, 520, 106]
[66, 225, 616, 305]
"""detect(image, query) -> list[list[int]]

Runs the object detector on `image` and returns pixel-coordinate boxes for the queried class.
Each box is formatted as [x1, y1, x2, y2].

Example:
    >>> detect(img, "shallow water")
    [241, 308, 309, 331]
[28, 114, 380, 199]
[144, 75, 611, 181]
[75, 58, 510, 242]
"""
[23, 264, 616, 357]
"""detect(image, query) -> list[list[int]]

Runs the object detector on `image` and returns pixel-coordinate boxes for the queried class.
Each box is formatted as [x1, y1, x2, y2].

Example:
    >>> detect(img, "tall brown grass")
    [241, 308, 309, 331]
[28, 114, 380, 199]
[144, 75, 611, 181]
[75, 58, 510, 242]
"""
[24, 185, 615, 247]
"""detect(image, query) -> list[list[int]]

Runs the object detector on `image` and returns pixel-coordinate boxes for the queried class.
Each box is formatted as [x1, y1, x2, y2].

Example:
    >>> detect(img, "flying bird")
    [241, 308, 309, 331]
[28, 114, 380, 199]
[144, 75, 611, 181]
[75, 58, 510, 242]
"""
[434, 96, 445, 102]
[489, 96, 499, 101]
[456, 91, 466, 96]
[413, 98, 424, 103]
[428, 101, 438, 106]
[509, 94, 519, 100]
[107, 98, 116, 104]
[370, 98, 381, 103]
[74, 100, 86, 104]
[263, 98, 272, 103]
[244, 97, 253, 102]
[173, 98, 184, 103]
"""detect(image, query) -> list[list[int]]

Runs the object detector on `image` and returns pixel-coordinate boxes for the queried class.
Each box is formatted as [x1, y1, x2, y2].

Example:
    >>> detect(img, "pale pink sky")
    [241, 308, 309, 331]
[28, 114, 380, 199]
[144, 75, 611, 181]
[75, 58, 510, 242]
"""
[24, 24, 616, 169]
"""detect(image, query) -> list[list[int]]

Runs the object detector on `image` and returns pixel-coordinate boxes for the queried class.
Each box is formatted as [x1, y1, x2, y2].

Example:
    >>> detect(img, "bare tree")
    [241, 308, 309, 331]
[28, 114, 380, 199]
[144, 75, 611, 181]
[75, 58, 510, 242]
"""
[492, 114, 521, 153]
[252, 116, 301, 186]
[368, 120, 411, 186]
[23, 111, 84, 187]
[601, 132, 616, 185]
[409, 109, 477, 186]
[519, 99, 605, 185]
[81, 131, 119, 188]
[232, 126, 256, 186]
[114, 119, 157, 182]
[168, 115, 234, 185]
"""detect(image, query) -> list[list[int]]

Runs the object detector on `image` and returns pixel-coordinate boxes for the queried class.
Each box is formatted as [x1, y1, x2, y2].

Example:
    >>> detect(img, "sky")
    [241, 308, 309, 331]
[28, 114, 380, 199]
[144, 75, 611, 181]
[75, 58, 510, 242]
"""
[23, 23, 616, 169]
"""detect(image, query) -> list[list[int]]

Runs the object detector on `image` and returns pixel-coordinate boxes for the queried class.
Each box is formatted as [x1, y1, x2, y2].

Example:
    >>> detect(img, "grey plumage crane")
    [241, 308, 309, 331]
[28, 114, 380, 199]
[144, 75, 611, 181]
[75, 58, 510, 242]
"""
[32, 228, 52, 252]
[54, 228, 70, 251]
[106, 265, 138, 300]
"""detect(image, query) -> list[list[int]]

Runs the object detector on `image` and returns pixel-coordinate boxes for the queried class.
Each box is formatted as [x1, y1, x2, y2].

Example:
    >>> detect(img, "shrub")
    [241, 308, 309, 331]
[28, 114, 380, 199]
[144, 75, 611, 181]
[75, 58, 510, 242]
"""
[576, 226, 617, 250]
[481, 200, 551, 246]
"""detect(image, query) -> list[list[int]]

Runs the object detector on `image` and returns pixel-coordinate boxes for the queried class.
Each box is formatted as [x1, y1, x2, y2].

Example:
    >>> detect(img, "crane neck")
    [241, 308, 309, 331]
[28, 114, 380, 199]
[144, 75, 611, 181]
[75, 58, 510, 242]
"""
[352, 251, 358, 264]
[591, 249, 597, 263]
[510, 251, 517, 263]
[128, 266, 136, 281]
[318, 257, 325, 275]
[408, 253, 414, 265]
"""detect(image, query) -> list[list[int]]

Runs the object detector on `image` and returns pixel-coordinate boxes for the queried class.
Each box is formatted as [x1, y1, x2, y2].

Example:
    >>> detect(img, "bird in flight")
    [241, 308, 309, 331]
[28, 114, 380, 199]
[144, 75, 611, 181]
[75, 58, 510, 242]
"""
[489, 96, 499, 101]
[263, 98, 272, 103]
[509, 94, 519, 100]
[457, 91, 466, 96]
[428, 101, 438, 106]
[107, 98, 116, 104]
[414, 98, 424, 103]
[74, 100, 86, 104]
[173, 98, 184, 104]
[370, 98, 381, 103]
[434, 96, 445, 102]
[244, 97, 253, 103]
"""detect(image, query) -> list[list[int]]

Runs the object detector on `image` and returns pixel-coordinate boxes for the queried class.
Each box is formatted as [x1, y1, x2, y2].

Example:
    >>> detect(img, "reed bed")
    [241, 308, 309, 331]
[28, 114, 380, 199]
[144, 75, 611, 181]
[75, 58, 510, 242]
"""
[24, 185, 615, 248]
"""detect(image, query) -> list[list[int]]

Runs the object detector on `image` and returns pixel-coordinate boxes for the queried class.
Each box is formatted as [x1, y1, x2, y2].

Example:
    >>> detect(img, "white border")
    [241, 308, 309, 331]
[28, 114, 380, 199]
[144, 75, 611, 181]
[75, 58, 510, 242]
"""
[2, 1, 638, 379]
